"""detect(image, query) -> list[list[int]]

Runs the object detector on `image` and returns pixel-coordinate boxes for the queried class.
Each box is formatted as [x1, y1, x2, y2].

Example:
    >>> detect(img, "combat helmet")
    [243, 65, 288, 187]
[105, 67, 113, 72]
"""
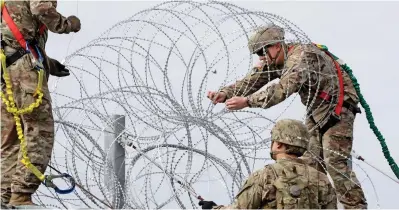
[248, 23, 285, 54]
[270, 119, 309, 151]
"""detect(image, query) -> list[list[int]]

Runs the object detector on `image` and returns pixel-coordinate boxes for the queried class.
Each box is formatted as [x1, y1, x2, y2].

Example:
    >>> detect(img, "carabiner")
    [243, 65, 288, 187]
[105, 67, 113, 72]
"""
[25, 40, 44, 70]
[43, 173, 76, 194]
[33, 44, 44, 63]
[24, 41, 30, 53]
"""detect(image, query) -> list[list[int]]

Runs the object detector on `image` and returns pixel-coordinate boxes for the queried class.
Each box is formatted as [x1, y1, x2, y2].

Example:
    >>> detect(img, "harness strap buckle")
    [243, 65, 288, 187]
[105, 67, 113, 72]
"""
[318, 91, 331, 101]
[4, 48, 26, 67]
[330, 111, 341, 121]
[343, 101, 362, 115]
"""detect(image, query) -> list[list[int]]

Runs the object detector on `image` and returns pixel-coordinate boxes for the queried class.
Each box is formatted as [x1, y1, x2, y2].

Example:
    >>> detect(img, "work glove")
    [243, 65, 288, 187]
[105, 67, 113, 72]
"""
[67, 15, 81, 32]
[49, 58, 70, 77]
[198, 200, 217, 209]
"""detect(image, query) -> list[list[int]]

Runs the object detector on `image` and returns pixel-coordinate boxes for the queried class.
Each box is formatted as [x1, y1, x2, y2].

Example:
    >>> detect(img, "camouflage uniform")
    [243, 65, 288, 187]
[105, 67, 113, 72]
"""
[1, 0, 79, 205]
[208, 119, 337, 209]
[218, 25, 367, 209]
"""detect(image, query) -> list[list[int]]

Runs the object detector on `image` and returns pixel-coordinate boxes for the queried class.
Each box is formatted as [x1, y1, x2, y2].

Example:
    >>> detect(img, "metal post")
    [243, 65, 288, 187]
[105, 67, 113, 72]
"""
[104, 114, 126, 209]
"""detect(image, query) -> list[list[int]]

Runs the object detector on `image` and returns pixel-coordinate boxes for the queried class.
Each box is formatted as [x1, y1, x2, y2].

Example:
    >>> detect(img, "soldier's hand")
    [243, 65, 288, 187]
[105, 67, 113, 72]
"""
[225, 96, 249, 110]
[67, 15, 81, 32]
[207, 91, 226, 104]
[198, 200, 217, 209]
[49, 59, 70, 77]
[254, 60, 265, 69]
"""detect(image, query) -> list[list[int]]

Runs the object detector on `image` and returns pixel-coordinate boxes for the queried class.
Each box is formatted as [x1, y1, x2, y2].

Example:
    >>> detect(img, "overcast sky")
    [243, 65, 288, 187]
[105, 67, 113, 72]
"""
[41, 1, 399, 209]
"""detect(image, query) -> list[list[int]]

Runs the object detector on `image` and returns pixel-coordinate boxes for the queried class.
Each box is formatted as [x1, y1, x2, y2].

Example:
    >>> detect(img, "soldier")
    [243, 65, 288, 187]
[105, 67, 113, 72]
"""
[1, 0, 80, 207]
[198, 119, 337, 209]
[207, 23, 367, 209]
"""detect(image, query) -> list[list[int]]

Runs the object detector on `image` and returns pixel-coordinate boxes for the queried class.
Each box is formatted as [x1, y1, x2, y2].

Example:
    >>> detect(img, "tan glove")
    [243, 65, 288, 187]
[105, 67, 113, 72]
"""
[67, 15, 81, 32]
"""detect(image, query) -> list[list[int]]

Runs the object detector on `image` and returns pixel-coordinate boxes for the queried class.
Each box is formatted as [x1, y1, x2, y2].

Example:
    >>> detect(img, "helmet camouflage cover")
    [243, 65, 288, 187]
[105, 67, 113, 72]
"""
[248, 23, 285, 54]
[270, 119, 309, 150]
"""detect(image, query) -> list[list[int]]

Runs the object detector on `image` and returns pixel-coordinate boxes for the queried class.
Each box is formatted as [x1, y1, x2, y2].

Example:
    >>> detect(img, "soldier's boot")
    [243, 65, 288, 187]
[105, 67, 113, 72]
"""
[1, 200, 10, 209]
[8, 193, 46, 209]
[8, 193, 37, 207]
[1, 203, 10, 209]
[1, 196, 11, 209]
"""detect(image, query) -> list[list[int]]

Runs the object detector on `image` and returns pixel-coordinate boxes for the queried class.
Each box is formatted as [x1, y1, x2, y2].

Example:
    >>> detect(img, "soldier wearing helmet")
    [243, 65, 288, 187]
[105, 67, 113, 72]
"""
[247, 24, 286, 68]
[206, 23, 367, 209]
[198, 119, 337, 209]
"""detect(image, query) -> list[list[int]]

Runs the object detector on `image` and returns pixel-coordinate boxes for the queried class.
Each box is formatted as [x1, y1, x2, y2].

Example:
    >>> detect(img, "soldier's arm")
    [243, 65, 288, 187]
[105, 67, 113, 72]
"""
[219, 64, 281, 100]
[246, 51, 311, 109]
[30, 0, 73, 33]
[213, 169, 272, 209]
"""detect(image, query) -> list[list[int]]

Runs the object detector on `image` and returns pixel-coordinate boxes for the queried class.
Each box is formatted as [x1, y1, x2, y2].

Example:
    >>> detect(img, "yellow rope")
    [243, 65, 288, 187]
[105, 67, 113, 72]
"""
[1, 50, 46, 181]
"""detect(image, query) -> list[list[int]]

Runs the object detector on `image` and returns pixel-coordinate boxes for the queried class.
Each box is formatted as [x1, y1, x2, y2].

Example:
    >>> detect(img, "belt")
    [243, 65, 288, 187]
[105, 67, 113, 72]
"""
[318, 92, 361, 134]
[319, 91, 361, 116]
[1, 40, 31, 67]
[5, 48, 27, 67]
[342, 100, 362, 115]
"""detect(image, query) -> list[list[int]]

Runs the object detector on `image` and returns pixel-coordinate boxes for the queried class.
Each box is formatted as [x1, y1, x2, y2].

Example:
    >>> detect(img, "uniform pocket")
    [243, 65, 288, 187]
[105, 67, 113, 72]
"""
[18, 54, 51, 102]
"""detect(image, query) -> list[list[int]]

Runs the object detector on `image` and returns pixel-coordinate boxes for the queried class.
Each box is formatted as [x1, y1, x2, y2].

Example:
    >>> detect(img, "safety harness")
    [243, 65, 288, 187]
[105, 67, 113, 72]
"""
[312, 43, 361, 132]
[282, 43, 361, 132]
[1, 0, 47, 66]
[1, 0, 75, 195]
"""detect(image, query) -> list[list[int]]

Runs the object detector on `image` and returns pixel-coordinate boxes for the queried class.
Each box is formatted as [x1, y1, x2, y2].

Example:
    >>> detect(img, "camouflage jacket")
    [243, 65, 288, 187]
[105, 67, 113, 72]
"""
[220, 43, 359, 127]
[213, 157, 337, 209]
[1, 0, 74, 50]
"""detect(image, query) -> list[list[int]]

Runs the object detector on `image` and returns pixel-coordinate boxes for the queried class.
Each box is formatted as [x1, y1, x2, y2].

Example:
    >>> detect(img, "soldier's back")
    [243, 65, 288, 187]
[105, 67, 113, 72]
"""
[284, 43, 358, 127]
[262, 158, 337, 209]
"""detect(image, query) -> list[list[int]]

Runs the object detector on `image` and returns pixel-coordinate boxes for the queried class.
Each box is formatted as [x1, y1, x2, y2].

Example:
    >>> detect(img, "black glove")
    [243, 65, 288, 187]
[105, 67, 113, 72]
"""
[198, 200, 217, 209]
[49, 58, 70, 77]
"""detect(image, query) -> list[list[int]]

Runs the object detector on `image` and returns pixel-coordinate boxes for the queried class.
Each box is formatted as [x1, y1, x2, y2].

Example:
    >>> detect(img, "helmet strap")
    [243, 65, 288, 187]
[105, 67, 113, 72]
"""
[264, 42, 283, 68]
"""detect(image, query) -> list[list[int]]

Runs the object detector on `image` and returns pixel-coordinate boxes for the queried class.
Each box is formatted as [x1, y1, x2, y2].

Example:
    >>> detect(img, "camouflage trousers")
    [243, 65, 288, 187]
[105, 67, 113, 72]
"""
[301, 106, 367, 209]
[1, 51, 54, 203]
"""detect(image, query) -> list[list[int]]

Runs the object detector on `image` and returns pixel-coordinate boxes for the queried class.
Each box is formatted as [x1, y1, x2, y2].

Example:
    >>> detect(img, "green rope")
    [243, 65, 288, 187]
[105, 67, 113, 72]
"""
[315, 43, 399, 179]
[341, 64, 399, 179]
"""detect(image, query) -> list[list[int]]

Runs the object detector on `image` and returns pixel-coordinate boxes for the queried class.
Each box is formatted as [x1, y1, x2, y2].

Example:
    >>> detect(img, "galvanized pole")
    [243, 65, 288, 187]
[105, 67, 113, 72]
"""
[104, 114, 126, 209]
